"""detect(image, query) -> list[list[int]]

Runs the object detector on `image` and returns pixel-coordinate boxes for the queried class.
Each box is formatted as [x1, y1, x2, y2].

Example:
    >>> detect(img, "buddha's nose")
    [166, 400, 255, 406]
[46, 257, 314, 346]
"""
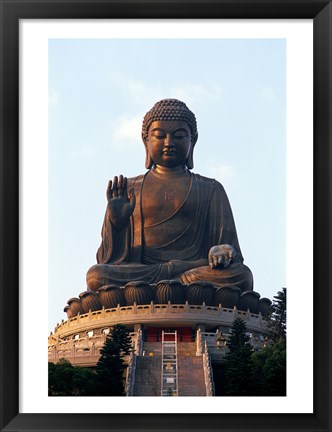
[164, 134, 175, 148]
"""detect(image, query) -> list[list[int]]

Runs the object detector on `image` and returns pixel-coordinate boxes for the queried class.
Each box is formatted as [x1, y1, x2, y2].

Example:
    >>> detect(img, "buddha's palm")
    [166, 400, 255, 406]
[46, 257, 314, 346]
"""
[208, 244, 236, 269]
[106, 175, 136, 229]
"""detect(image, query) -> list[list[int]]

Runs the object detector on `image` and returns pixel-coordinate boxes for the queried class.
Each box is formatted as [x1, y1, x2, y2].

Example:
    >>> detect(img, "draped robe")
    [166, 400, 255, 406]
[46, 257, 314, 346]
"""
[86, 171, 253, 292]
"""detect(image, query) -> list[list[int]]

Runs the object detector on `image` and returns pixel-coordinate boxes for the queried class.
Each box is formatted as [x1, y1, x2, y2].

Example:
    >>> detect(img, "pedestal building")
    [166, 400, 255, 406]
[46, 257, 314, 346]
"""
[48, 284, 271, 396]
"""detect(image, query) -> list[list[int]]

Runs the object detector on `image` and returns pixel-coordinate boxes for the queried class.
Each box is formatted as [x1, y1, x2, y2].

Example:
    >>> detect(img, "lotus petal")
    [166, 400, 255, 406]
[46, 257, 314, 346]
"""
[124, 281, 153, 305]
[237, 291, 260, 313]
[258, 297, 272, 316]
[155, 280, 186, 304]
[98, 284, 126, 308]
[79, 290, 102, 313]
[186, 281, 215, 306]
[215, 286, 241, 308]
[66, 297, 84, 316]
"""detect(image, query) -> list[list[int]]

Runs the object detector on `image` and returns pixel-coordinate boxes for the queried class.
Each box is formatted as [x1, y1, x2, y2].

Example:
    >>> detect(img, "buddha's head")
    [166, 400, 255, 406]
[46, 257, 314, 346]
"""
[142, 99, 198, 169]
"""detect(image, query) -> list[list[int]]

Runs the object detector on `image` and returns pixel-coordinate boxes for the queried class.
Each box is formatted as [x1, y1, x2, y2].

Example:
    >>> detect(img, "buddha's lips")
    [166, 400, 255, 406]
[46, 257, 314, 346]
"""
[163, 149, 176, 155]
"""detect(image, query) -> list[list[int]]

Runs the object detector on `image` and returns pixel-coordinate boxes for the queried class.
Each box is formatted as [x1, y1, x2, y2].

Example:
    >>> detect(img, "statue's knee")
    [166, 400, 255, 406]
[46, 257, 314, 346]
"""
[241, 263, 253, 283]
[244, 268, 254, 291]
[86, 264, 106, 291]
[221, 262, 252, 292]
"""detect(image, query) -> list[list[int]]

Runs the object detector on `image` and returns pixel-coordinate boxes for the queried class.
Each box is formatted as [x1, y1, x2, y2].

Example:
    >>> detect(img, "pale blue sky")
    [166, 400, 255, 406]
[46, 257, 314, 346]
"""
[48, 38, 286, 331]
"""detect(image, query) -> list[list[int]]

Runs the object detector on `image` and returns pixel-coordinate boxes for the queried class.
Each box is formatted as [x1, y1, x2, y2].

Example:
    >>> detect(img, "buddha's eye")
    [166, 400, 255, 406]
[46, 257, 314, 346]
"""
[173, 129, 189, 140]
[151, 130, 166, 140]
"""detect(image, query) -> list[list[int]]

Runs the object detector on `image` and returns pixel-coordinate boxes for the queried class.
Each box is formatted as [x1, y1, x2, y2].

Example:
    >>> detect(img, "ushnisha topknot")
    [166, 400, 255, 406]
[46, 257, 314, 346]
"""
[142, 98, 198, 144]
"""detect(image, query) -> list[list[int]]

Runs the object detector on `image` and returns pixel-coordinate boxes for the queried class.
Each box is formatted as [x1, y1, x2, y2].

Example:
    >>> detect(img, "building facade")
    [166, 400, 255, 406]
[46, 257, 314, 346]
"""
[48, 300, 271, 396]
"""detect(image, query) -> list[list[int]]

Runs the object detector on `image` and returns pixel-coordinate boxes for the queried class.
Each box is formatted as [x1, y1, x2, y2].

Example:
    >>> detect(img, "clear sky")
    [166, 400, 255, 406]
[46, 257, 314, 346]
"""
[48, 38, 286, 332]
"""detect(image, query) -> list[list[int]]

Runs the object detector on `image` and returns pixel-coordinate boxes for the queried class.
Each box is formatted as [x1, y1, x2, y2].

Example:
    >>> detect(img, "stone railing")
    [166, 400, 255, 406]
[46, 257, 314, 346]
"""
[125, 351, 137, 396]
[50, 303, 268, 340]
[196, 329, 203, 355]
[48, 334, 105, 360]
[200, 330, 268, 355]
[136, 329, 143, 356]
[49, 332, 138, 365]
[202, 341, 215, 396]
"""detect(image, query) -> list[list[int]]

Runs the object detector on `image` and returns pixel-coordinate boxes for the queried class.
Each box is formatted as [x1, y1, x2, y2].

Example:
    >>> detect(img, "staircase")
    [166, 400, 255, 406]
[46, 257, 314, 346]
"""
[177, 356, 206, 396]
[132, 356, 162, 396]
[132, 336, 208, 396]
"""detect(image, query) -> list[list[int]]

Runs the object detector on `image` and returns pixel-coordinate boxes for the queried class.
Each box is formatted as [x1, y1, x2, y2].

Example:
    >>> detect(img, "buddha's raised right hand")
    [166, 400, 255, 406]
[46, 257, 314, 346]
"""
[106, 175, 136, 230]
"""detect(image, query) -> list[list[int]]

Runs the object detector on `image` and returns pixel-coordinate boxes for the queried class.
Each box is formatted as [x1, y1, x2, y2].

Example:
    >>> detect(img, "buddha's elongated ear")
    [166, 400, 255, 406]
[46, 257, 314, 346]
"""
[186, 135, 197, 170]
[145, 149, 153, 169]
[186, 147, 194, 169]
[142, 134, 153, 169]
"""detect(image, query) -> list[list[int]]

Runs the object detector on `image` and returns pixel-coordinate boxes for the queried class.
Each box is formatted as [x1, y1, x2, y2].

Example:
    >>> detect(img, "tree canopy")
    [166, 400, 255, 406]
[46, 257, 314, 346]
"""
[220, 288, 287, 396]
[251, 338, 286, 395]
[269, 287, 287, 340]
[96, 324, 133, 396]
[48, 359, 98, 396]
[251, 287, 287, 395]
[48, 324, 132, 396]
[223, 317, 255, 395]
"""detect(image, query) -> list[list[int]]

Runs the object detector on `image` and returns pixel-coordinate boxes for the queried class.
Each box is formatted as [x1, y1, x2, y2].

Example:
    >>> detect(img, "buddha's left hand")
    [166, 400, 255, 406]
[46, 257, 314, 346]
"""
[208, 244, 236, 269]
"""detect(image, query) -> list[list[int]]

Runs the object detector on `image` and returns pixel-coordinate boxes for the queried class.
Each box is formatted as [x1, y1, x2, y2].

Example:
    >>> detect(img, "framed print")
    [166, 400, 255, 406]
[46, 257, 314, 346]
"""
[1, 1, 331, 431]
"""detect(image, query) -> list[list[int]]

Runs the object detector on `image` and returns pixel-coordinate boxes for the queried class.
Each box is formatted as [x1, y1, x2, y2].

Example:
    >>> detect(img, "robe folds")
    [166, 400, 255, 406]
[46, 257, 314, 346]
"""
[87, 171, 253, 291]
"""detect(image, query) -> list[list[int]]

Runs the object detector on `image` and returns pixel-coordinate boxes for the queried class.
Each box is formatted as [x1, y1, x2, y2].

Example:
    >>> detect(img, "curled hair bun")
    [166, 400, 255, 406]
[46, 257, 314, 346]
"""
[142, 99, 198, 144]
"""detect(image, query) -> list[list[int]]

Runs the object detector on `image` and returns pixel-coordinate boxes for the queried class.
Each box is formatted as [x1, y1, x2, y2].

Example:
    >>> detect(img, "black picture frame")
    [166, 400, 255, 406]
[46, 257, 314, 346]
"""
[1, 1, 331, 431]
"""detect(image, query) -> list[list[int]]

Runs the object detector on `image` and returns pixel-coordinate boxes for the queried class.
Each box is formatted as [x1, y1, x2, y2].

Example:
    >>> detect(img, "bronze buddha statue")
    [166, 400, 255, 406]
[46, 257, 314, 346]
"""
[86, 99, 253, 297]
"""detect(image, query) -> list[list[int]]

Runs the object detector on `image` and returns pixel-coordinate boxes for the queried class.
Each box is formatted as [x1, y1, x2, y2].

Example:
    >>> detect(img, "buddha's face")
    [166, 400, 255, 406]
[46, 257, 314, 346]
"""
[146, 120, 192, 168]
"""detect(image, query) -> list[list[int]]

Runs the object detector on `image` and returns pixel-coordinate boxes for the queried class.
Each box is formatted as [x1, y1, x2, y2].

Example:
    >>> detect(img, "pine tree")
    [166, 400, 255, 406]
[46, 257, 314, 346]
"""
[107, 324, 132, 356]
[251, 338, 286, 395]
[48, 359, 74, 396]
[267, 287, 287, 341]
[96, 324, 132, 396]
[251, 288, 287, 395]
[263, 338, 286, 395]
[48, 359, 98, 396]
[224, 318, 255, 396]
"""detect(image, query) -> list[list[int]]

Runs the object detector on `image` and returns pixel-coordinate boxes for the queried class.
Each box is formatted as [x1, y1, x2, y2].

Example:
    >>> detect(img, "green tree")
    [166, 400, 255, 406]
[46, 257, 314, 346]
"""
[223, 318, 255, 396]
[71, 364, 99, 396]
[48, 325, 132, 396]
[251, 288, 287, 395]
[107, 324, 133, 355]
[252, 338, 286, 395]
[96, 324, 132, 396]
[48, 359, 74, 396]
[48, 359, 98, 396]
[267, 287, 287, 341]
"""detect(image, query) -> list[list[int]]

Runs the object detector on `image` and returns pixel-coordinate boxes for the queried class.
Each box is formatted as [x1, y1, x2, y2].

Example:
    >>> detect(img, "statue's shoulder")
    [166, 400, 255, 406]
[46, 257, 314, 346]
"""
[127, 174, 146, 187]
[191, 172, 224, 190]
[192, 173, 230, 203]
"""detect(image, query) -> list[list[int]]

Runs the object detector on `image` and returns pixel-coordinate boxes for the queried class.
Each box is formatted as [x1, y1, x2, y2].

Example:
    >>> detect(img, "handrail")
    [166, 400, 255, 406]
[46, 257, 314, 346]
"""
[196, 328, 203, 355]
[52, 303, 266, 336]
[125, 351, 137, 396]
[136, 329, 143, 356]
[202, 341, 215, 396]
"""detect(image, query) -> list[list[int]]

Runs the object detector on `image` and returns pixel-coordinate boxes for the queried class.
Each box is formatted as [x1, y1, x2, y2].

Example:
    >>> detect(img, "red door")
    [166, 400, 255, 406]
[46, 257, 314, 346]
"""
[146, 327, 193, 342]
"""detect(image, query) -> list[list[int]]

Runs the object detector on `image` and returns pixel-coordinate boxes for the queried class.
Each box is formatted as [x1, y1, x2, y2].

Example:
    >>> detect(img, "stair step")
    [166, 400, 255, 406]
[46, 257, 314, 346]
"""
[133, 357, 162, 396]
[132, 334, 208, 396]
